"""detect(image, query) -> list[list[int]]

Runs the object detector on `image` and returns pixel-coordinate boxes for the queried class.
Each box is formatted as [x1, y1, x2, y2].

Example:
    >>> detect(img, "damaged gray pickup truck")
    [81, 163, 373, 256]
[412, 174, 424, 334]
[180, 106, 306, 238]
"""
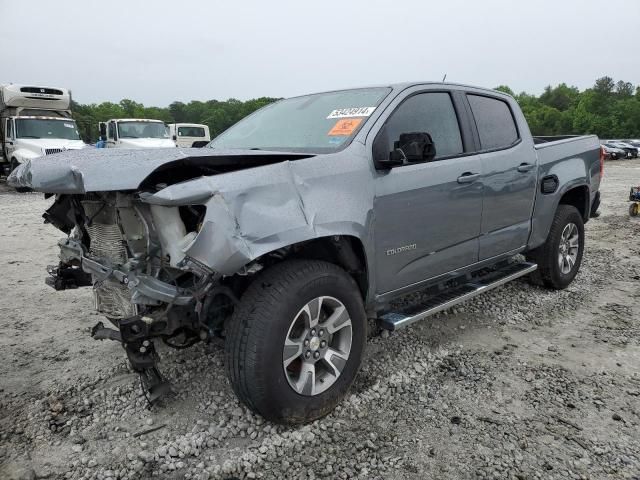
[9, 82, 603, 424]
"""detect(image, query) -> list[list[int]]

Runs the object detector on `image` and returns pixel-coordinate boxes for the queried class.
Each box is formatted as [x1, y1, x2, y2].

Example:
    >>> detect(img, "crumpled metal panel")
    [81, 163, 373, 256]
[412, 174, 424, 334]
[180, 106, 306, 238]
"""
[142, 150, 375, 276]
[6, 148, 310, 193]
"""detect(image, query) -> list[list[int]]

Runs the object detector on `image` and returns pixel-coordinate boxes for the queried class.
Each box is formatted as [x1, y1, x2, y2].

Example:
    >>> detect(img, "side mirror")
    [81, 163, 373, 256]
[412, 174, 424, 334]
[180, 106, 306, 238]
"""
[99, 122, 107, 136]
[376, 132, 436, 169]
[172, 135, 177, 141]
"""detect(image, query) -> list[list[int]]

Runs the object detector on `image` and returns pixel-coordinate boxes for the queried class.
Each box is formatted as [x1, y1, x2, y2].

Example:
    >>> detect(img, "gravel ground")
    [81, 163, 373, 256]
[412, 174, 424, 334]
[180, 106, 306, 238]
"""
[1, 160, 639, 480]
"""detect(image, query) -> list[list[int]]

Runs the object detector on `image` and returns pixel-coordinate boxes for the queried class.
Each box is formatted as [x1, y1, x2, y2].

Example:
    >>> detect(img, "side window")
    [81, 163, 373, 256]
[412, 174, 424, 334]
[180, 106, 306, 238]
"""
[381, 92, 463, 160]
[178, 126, 206, 137]
[467, 94, 519, 150]
[108, 121, 115, 140]
[6, 119, 12, 139]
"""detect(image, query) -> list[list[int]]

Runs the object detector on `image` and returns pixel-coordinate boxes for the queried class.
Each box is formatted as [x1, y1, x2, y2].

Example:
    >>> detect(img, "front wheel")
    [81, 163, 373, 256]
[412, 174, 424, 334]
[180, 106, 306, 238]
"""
[527, 205, 584, 289]
[225, 260, 367, 424]
[9, 158, 19, 174]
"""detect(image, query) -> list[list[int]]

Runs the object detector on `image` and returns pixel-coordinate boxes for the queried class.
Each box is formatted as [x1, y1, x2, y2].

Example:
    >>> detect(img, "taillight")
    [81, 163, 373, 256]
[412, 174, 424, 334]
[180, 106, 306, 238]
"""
[599, 146, 605, 178]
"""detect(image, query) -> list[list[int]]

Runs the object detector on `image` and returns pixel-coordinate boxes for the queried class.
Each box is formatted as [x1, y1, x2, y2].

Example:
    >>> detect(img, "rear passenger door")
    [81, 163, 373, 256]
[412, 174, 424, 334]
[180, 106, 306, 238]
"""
[372, 90, 483, 294]
[466, 93, 537, 260]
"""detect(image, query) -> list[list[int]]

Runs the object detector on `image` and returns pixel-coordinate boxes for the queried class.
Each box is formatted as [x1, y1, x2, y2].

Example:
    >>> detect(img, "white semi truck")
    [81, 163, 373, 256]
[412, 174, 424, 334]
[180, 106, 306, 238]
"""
[1, 84, 86, 174]
[98, 119, 176, 148]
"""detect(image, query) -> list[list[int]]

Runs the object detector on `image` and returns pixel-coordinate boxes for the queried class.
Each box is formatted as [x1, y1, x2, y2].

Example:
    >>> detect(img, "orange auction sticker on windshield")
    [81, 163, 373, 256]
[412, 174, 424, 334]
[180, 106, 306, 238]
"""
[327, 118, 362, 136]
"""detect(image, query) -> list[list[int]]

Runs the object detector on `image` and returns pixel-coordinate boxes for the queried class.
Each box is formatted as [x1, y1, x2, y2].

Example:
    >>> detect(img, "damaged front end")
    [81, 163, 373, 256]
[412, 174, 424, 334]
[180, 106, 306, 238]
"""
[11, 147, 366, 407]
[45, 192, 234, 403]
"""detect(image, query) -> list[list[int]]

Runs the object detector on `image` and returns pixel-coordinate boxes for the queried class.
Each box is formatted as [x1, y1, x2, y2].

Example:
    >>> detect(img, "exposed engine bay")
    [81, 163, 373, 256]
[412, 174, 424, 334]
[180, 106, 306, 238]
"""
[45, 192, 238, 403]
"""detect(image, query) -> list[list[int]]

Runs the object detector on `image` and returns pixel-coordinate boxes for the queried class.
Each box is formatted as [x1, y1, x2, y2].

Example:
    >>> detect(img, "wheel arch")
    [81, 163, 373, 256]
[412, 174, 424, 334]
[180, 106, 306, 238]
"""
[558, 184, 590, 222]
[528, 180, 590, 251]
[250, 235, 370, 301]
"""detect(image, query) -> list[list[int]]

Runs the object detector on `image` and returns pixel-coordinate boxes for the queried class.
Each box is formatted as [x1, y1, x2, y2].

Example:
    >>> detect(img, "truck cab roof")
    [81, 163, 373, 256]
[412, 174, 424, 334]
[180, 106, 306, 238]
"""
[294, 81, 513, 100]
[110, 118, 166, 123]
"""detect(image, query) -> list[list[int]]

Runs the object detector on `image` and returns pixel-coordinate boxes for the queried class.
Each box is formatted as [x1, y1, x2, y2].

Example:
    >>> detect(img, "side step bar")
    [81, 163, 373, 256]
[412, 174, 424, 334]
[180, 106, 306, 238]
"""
[379, 261, 537, 331]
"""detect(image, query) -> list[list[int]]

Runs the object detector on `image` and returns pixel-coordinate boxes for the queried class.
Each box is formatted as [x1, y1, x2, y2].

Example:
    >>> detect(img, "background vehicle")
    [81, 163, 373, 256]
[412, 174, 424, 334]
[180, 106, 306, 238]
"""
[601, 143, 626, 160]
[0, 84, 86, 174]
[622, 139, 640, 150]
[9, 82, 602, 424]
[168, 123, 210, 148]
[604, 140, 638, 158]
[98, 119, 175, 149]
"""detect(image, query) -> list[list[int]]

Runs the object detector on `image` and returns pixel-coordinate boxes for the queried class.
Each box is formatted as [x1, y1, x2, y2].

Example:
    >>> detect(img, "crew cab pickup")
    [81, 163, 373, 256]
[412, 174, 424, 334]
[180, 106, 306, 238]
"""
[8, 82, 603, 424]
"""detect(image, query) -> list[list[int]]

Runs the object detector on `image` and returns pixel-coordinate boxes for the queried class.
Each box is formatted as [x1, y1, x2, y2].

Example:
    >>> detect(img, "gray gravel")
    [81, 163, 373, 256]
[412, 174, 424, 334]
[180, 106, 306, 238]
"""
[1, 160, 640, 479]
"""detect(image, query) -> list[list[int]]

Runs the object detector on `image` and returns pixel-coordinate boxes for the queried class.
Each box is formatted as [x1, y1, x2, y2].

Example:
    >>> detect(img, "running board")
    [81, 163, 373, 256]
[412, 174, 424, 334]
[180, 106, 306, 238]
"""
[378, 261, 537, 331]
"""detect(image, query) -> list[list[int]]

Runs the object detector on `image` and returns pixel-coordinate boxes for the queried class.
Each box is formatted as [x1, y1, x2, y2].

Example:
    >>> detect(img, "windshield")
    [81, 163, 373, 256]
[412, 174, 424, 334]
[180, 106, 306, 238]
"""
[208, 87, 391, 153]
[15, 119, 81, 140]
[118, 122, 169, 139]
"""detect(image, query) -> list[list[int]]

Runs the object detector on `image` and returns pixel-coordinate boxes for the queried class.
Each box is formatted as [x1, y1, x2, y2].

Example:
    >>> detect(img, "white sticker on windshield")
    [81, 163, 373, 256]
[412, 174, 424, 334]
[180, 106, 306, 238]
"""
[327, 107, 376, 119]
[63, 123, 74, 128]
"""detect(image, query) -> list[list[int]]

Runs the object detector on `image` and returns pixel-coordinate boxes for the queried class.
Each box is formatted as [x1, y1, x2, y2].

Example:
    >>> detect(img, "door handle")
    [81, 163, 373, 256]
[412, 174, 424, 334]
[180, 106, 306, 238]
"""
[517, 163, 535, 173]
[457, 172, 480, 184]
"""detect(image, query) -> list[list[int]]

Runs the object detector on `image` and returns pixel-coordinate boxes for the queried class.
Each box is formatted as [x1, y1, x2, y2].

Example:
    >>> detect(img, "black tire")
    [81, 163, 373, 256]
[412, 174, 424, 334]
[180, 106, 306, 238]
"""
[225, 259, 367, 424]
[526, 205, 584, 290]
[9, 158, 19, 173]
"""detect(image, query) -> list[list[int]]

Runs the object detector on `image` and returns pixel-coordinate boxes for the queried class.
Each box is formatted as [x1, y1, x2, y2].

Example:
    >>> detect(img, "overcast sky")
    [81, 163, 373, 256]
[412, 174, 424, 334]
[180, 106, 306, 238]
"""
[2, 0, 639, 106]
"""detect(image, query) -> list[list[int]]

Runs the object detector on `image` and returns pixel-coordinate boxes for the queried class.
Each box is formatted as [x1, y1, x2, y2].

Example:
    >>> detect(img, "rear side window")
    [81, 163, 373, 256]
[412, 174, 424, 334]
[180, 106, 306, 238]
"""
[178, 126, 206, 137]
[6, 119, 12, 139]
[382, 92, 463, 159]
[467, 94, 519, 150]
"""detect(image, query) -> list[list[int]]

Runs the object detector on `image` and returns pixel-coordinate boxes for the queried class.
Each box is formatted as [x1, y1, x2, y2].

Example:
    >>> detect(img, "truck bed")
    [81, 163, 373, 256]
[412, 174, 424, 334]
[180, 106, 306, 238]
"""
[533, 134, 600, 168]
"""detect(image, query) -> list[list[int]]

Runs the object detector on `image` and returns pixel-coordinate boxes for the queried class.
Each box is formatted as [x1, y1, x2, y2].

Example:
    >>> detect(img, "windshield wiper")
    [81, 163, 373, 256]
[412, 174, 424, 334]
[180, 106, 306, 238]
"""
[19, 135, 41, 139]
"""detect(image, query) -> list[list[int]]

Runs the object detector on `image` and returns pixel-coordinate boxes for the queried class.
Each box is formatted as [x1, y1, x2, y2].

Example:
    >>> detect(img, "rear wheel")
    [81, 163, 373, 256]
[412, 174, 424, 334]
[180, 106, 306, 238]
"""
[527, 205, 584, 289]
[630, 203, 639, 217]
[225, 260, 367, 424]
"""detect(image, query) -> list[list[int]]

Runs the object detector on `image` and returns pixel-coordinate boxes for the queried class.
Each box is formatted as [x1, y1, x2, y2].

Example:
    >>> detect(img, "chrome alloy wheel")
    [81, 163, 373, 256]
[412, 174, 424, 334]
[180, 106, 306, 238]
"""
[558, 222, 579, 274]
[283, 296, 352, 396]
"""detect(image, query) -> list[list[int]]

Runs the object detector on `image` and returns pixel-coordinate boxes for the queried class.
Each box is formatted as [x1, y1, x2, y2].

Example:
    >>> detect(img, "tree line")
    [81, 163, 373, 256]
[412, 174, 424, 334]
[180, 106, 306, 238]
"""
[495, 77, 640, 139]
[72, 77, 640, 143]
[72, 97, 278, 143]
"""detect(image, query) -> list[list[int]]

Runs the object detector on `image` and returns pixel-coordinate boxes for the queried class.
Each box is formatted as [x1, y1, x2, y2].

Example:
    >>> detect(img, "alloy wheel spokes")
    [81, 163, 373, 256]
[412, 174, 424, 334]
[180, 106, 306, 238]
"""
[324, 305, 351, 334]
[283, 296, 353, 396]
[283, 337, 304, 368]
[558, 222, 579, 274]
[322, 347, 349, 378]
[301, 297, 323, 328]
[295, 363, 316, 396]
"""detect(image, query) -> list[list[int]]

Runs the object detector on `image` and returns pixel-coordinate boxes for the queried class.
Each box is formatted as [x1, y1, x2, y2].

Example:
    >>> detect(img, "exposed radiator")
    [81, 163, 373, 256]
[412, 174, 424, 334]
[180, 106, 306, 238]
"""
[82, 199, 136, 319]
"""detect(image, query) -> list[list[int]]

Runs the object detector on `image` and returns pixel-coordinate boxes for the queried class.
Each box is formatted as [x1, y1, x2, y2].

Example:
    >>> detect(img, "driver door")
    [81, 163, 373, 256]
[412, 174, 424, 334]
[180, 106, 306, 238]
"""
[106, 121, 117, 148]
[373, 90, 483, 294]
[4, 118, 15, 160]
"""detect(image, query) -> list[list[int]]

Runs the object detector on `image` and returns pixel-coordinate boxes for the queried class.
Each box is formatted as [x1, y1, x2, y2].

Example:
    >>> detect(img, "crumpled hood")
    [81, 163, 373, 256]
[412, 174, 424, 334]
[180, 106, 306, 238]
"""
[7, 147, 314, 194]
